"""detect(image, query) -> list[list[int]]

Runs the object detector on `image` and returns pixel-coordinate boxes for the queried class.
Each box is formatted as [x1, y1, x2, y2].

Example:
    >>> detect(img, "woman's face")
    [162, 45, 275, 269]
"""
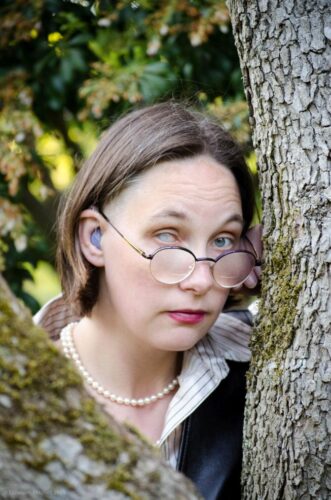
[97, 155, 244, 352]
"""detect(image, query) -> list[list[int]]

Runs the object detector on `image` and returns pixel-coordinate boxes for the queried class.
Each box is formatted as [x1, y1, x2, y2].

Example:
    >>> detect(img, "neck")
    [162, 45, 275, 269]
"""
[71, 315, 180, 400]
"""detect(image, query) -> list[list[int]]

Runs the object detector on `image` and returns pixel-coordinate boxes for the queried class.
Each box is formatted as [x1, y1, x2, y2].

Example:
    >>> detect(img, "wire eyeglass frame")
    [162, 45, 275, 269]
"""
[98, 208, 261, 288]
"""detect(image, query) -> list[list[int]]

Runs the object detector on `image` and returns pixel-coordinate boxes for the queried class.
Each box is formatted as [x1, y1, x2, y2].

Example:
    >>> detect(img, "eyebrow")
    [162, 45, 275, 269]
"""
[149, 209, 244, 227]
[149, 209, 188, 221]
[220, 214, 245, 226]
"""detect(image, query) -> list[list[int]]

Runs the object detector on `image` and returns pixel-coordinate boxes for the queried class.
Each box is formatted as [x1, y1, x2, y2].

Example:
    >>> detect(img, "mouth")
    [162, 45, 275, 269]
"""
[167, 310, 207, 324]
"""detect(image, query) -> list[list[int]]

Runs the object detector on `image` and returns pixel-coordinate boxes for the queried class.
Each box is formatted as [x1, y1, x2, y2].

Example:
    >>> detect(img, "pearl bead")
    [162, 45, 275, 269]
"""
[60, 323, 179, 408]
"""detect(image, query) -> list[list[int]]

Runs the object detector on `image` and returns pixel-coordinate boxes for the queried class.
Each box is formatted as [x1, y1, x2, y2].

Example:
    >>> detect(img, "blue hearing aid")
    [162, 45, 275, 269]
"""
[91, 228, 101, 249]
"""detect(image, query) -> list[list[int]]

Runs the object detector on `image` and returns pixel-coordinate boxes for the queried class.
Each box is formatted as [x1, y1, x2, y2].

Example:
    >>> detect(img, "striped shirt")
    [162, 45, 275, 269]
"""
[34, 295, 252, 469]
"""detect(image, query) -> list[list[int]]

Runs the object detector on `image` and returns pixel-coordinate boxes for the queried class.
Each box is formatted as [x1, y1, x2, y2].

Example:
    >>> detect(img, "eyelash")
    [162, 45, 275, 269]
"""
[213, 236, 235, 249]
[155, 231, 177, 243]
[154, 231, 237, 248]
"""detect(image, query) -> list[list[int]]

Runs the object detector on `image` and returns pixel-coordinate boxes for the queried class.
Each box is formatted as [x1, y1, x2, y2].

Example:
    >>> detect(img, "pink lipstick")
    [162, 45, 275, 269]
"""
[168, 310, 206, 324]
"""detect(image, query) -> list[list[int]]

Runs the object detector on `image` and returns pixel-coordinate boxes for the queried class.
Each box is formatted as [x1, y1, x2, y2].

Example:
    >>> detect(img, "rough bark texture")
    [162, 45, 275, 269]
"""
[227, 0, 331, 498]
[0, 276, 200, 499]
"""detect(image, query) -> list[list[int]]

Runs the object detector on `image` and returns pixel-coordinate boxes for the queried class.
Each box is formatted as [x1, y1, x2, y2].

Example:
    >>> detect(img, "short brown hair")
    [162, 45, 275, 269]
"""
[57, 101, 255, 315]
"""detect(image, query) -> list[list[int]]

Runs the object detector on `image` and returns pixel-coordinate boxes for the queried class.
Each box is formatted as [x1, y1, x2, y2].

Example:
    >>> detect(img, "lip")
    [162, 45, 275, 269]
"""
[167, 310, 207, 324]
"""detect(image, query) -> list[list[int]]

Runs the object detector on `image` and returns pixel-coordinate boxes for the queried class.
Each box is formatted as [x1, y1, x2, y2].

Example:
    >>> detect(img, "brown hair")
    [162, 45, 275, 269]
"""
[57, 101, 255, 315]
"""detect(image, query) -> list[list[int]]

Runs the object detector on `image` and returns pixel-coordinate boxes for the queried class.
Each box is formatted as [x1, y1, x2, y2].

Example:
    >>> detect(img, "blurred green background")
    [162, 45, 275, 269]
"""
[0, 0, 258, 313]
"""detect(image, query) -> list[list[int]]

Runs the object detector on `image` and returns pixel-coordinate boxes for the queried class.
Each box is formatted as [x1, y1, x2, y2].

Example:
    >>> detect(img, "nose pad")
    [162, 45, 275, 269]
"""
[179, 260, 214, 292]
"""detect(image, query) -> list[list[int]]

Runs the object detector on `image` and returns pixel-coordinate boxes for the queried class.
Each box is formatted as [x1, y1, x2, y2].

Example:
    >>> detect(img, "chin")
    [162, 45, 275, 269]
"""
[160, 333, 207, 353]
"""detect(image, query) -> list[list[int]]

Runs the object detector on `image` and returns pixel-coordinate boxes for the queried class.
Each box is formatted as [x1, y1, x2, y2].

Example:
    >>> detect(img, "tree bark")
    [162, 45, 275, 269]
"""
[227, 0, 331, 498]
[0, 275, 200, 499]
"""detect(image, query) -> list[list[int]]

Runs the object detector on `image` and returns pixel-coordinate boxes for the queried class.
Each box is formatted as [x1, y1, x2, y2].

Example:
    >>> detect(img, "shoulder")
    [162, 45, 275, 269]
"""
[206, 308, 255, 363]
[33, 294, 80, 341]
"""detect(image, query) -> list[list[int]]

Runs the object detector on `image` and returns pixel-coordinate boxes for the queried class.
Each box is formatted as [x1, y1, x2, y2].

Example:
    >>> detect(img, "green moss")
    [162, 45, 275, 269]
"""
[0, 294, 153, 493]
[125, 422, 154, 448]
[248, 235, 302, 383]
[107, 465, 142, 499]
[148, 470, 161, 483]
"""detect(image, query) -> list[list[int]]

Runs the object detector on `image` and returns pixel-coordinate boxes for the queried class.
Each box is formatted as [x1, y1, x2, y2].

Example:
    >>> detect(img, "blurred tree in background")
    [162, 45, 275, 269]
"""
[0, 0, 255, 313]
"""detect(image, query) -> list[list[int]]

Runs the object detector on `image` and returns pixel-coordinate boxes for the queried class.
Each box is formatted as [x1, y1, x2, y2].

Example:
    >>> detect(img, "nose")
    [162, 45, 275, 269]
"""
[178, 260, 215, 295]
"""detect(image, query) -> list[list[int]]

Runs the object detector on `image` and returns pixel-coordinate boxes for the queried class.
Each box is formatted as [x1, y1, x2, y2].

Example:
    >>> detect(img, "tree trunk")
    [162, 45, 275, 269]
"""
[227, 0, 330, 498]
[0, 275, 200, 499]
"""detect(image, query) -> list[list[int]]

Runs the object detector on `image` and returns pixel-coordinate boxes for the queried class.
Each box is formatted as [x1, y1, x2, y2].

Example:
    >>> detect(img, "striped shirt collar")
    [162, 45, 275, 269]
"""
[159, 336, 229, 444]
[159, 312, 251, 446]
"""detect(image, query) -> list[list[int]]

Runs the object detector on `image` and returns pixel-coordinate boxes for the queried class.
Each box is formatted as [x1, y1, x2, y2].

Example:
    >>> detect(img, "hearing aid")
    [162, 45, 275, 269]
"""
[91, 228, 102, 249]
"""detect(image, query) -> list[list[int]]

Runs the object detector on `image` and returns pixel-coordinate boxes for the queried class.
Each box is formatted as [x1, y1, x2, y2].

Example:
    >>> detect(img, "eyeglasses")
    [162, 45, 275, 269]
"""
[99, 209, 261, 288]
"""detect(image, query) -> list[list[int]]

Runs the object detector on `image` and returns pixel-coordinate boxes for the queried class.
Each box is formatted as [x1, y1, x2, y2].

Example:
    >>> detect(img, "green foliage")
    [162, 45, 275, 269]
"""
[0, 0, 253, 312]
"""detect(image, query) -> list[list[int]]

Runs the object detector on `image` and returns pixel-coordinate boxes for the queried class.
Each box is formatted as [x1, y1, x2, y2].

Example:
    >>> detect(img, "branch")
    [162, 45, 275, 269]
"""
[0, 275, 200, 498]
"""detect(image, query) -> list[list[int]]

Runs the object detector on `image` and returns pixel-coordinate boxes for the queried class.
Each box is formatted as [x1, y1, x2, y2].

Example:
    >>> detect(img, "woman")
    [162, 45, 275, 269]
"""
[35, 102, 261, 499]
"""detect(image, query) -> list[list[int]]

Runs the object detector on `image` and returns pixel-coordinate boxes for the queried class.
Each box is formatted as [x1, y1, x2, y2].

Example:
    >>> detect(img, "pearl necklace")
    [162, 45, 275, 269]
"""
[60, 323, 179, 407]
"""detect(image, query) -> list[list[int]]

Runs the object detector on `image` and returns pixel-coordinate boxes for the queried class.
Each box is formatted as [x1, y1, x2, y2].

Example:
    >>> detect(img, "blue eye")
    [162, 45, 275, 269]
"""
[214, 236, 233, 249]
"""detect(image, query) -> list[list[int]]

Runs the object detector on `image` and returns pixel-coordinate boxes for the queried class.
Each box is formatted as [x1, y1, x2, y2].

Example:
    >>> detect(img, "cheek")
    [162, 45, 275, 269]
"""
[105, 248, 158, 300]
[105, 266, 162, 328]
[212, 288, 231, 315]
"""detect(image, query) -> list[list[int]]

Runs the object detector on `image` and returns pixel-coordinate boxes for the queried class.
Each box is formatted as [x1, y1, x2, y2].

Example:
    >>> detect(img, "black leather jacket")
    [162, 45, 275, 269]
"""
[177, 360, 249, 500]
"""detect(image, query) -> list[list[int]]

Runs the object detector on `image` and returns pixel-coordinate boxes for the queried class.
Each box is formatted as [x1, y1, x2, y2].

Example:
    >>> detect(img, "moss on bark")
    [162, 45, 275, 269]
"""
[0, 277, 200, 498]
[249, 235, 302, 377]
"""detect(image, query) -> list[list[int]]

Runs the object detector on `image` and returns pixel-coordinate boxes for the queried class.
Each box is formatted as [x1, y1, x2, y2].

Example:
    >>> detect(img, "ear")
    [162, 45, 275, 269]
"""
[244, 224, 263, 259]
[78, 209, 106, 267]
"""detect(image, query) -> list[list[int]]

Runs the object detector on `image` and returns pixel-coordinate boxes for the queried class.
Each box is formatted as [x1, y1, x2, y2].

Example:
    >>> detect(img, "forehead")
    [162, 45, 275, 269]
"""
[108, 155, 242, 222]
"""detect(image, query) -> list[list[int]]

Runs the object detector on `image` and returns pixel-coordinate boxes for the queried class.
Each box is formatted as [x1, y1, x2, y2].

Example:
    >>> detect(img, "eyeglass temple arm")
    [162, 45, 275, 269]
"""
[243, 234, 262, 266]
[98, 208, 151, 259]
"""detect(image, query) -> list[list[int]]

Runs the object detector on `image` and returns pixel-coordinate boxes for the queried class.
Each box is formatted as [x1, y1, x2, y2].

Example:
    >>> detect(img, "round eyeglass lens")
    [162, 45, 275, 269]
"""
[150, 248, 195, 284]
[213, 251, 256, 288]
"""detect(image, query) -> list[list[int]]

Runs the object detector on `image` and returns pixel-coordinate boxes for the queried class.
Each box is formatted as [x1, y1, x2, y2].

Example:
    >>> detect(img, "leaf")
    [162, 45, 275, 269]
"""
[68, 33, 92, 46]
